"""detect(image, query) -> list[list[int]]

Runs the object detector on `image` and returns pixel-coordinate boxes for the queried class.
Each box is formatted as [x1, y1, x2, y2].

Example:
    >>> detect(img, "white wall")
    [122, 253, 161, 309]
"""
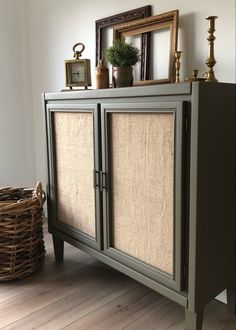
[26, 0, 235, 187]
[0, 1, 234, 186]
[0, 0, 35, 186]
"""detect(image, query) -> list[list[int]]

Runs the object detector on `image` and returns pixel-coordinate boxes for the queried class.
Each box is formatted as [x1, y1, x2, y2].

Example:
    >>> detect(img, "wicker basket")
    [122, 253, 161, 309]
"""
[0, 182, 46, 281]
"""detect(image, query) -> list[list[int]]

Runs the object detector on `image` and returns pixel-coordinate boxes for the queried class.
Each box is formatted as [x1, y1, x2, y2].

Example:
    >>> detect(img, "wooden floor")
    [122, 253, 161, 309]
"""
[0, 228, 235, 330]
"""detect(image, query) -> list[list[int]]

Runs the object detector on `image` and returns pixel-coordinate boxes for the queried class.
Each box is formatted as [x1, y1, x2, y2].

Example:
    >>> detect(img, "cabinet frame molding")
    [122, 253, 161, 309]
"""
[45, 103, 102, 250]
[101, 101, 186, 291]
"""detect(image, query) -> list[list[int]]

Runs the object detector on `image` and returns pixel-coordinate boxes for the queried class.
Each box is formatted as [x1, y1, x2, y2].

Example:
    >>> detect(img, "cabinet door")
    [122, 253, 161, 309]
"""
[46, 104, 101, 250]
[101, 102, 185, 290]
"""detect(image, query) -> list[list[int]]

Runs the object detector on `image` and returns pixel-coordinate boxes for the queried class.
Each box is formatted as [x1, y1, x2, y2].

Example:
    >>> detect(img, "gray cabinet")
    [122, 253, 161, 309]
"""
[44, 82, 235, 330]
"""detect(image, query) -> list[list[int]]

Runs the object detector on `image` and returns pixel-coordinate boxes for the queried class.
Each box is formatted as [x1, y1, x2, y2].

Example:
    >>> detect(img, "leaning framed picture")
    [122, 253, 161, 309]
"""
[113, 10, 179, 85]
[95, 6, 152, 82]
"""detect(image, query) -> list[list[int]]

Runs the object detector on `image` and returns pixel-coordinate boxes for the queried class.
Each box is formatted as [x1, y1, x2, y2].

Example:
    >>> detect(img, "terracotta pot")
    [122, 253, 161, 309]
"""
[113, 67, 133, 88]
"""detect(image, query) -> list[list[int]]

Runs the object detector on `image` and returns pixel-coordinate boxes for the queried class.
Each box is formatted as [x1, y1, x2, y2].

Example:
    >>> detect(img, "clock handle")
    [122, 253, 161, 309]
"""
[73, 43, 85, 59]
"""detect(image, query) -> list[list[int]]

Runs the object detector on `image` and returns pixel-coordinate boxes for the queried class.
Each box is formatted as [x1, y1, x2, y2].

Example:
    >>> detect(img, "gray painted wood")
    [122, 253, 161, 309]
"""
[52, 235, 64, 262]
[44, 83, 192, 100]
[43, 82, 236, 330]
[185, 308, 203, 330]
[188, 82, 236, 315]
[227, 287, 236, 314]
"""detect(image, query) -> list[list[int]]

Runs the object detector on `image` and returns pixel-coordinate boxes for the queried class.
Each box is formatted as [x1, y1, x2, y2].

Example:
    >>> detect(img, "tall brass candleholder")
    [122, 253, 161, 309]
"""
[205, 16, 218, 82]
[174, 51, 182, 83]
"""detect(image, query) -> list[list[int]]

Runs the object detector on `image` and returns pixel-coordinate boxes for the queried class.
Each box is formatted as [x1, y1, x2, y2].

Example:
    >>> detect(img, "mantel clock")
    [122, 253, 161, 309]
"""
[65, 43, 91, 90]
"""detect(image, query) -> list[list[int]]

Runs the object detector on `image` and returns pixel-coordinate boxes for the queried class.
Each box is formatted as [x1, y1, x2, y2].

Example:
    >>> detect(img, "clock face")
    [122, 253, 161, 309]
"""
[65, 59, 91, 87]
[71, 63, 85, 83]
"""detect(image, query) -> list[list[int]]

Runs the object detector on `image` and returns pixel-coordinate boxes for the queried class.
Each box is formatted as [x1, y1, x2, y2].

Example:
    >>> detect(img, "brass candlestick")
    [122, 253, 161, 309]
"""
[192, 69, 199, 80]
[185, 69, 206, 82]
[205, 16, 218, 82]
[174, 51, 182, 83]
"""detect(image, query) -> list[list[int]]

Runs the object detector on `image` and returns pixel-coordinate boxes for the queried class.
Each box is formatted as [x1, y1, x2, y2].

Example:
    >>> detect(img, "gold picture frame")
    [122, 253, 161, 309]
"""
[113, 10, 179, 85]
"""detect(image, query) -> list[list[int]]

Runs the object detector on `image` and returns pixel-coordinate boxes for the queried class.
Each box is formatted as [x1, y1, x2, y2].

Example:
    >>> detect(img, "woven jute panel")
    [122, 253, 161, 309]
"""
[53, 112, 96, 238]
[0, 183, 46, 281]
[110, 112, 174, 275]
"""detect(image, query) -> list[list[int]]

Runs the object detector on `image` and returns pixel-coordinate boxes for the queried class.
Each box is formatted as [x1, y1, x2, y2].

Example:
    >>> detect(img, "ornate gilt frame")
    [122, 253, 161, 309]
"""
[95, 6, 151, 80]
[113, 10, 179, 85]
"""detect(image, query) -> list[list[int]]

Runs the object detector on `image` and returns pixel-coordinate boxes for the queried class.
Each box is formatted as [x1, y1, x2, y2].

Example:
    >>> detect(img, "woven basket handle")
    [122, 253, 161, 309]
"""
[35, 182, 46, 207]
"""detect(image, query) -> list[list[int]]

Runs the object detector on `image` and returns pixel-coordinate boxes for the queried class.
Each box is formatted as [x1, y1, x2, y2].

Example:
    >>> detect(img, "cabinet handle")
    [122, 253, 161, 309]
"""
[94, 170, 107, 191]
[102, 172, 107, 191]
[93, 170, 100, 190]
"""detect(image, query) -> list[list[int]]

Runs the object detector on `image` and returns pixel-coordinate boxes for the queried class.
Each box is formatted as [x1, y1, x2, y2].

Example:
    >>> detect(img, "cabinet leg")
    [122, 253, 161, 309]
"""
[227, 286, 236, 314]
[52, 235, 64, 262]
[185, 309, 203, 330]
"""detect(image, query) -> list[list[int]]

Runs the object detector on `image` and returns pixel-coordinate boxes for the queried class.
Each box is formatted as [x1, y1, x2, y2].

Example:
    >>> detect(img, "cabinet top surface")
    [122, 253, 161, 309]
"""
[43, 81, 235, 102]
[44, 83, 192, 101]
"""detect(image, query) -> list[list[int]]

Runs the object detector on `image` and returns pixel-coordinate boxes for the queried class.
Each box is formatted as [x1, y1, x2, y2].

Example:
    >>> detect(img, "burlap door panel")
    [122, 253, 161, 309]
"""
[53, 111, 96, 238]
[109, 112, 174, 276]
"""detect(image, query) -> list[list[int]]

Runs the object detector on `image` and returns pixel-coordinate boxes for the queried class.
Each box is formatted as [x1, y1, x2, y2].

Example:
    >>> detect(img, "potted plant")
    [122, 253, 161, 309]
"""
[106, 39, 140, 88]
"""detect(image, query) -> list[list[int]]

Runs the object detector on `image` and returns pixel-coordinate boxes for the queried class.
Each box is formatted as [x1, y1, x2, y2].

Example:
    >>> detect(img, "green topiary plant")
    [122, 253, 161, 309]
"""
[106, 40, 140, 67]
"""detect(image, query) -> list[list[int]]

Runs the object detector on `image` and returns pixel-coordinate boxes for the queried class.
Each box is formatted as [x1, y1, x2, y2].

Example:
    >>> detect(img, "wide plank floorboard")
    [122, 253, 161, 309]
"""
[0, 227, 235, 329]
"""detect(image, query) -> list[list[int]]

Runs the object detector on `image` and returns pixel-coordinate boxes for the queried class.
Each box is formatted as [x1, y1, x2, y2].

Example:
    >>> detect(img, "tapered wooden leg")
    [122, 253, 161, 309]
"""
[227, 285, 236, 314]
[185, 309, 203, 330]
[52, 235, 64, 262]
